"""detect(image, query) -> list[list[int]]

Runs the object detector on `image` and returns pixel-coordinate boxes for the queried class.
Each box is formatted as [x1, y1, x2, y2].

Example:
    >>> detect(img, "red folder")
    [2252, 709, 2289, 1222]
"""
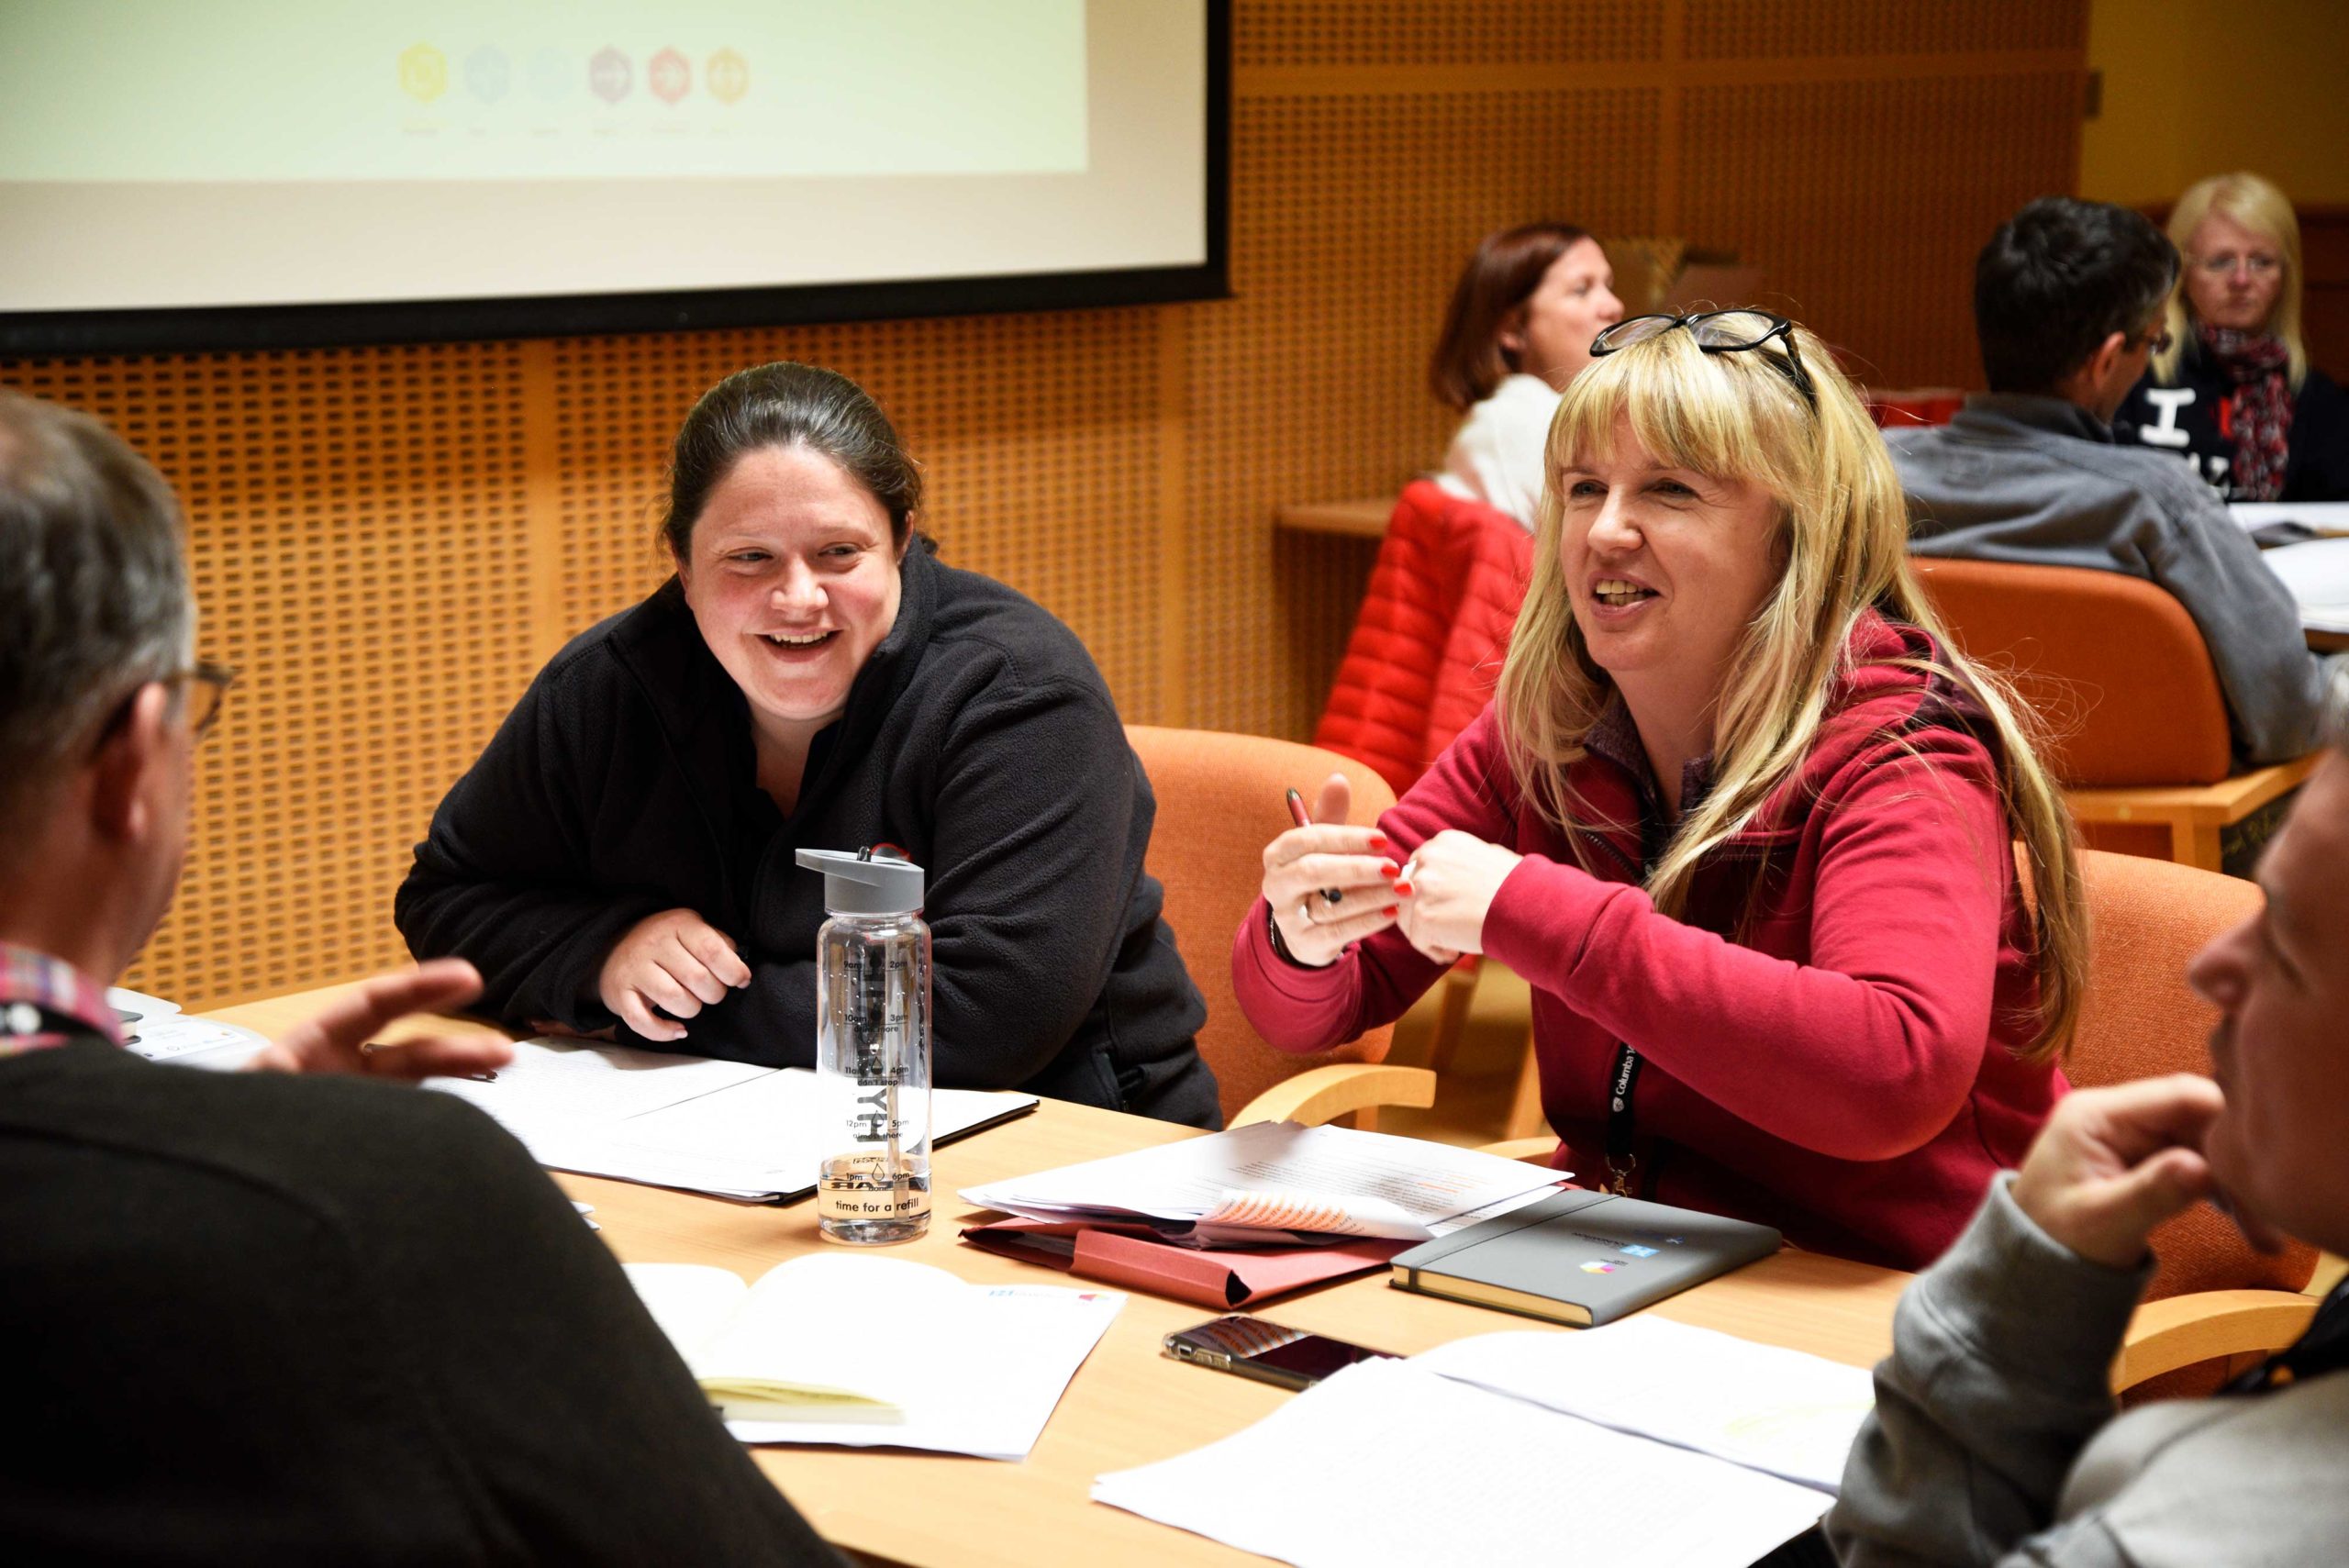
[959, 1218, 1406, 1309]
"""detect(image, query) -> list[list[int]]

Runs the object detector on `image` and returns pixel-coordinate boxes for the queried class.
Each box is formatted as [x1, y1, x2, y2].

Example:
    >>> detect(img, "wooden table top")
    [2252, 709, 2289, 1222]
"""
[208, 985, 1909, 1568]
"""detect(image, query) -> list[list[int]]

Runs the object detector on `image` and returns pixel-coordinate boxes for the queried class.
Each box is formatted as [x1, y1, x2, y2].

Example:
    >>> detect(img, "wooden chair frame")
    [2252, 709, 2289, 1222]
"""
[1230, 1063, 1437, 1131]
[2069, 754, 2319, 873]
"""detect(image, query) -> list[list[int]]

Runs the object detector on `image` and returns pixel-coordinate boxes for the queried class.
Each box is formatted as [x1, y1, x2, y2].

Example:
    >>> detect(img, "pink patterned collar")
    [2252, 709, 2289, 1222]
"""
[0, 942, 124, 1057]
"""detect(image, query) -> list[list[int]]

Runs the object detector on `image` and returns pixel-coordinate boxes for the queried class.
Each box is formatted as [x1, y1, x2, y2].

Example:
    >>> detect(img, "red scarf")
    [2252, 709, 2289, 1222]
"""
[2202, 323, 2293, 500]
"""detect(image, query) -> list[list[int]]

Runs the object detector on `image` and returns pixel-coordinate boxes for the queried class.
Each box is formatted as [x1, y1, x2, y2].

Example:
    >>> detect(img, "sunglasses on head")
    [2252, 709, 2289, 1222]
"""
[1589, 309, 1818, 410]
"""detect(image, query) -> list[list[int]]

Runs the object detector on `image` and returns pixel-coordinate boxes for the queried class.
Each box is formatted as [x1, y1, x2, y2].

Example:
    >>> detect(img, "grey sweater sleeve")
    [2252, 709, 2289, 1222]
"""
[2143, 488, 2330, 762]
[1824, 1174, 2151, 1568]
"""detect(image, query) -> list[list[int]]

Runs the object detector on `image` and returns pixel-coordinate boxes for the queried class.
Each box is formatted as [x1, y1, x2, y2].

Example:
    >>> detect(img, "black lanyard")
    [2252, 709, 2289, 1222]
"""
[0, 998, 99, 1051]
[1601, 796, 1673, 1198]
[1604, 1042, 1643, 1195]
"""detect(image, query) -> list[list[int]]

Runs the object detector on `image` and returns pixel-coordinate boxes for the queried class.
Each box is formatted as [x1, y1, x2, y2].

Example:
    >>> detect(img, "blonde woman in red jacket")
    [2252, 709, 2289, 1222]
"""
[1234, 313, 2087, 1269]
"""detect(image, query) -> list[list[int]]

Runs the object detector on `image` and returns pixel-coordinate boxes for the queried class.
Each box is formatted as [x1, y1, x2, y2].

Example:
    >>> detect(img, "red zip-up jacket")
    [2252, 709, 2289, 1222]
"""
[1235, 612, 2065, 1270]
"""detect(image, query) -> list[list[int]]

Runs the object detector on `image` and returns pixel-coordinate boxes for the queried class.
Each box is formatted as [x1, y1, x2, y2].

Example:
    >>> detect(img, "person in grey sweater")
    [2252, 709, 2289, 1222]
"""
[1825, 671, 2349, 1566]
[1888, 197, 2332, 764]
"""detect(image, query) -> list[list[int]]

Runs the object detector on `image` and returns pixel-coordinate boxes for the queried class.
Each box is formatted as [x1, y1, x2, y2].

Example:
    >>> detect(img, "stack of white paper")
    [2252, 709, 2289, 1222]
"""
[2260, 536, 2349, 633]
[627, 1252, 1121, 1461]
[1092, 1355, 1838, 1568]
[113, 988, 269, 1070]
[2232, 500, 2349, 539]
[428, 1037, 1036, 1201]
[1408, 1318, 1876, 1492]
[961, 1120, 1565, 1245]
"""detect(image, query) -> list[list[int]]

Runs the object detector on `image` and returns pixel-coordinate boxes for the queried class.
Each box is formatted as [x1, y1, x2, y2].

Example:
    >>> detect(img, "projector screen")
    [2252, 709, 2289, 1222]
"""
[0, 0, 1224, 353]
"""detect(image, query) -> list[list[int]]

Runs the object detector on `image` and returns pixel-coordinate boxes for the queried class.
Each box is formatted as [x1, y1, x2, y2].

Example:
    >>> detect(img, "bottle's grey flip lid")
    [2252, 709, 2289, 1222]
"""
[795, 847, 926, 916]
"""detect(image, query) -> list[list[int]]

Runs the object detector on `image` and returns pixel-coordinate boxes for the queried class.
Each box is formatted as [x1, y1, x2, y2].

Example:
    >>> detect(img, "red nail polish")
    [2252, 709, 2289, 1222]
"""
[1380, 859, 1400, 876]
[1392, 880, 1414, 896]
[1368, 833, 1389, 851]
[1383, 906, 1399, 917]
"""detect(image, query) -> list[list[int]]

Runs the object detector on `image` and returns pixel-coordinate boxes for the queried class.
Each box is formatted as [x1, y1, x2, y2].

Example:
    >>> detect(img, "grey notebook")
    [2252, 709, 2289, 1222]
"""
[1390, 1189, 1781, 1326]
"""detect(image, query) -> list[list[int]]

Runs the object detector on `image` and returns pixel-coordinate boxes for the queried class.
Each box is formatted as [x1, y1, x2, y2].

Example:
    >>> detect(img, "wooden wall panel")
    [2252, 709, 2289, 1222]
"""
[1678, 71, 2087, 389]
[1681, 0, 2085, 59]
[1237, 0, 1663, 66]
[0, 346, 537, 1006]
[0, 0, 2090, 1010]
[1184, 86, 1664, 739]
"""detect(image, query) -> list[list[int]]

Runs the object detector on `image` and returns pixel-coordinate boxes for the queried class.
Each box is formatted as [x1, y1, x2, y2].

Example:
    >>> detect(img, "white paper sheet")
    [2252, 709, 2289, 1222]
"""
[1410, 1319, 1876, 1493]
[962, 1120, 1564, 1241]
[425, 1040, 1035, 1201]
[2231, 500, 2349, 538]
[428, 1037, 770, 1123]
[627, 1256, 1123, 1461]
[1091, 1357, 1830, 1568]
[2260, 537, 2349, 633]
[123, 1014, 268, 1070]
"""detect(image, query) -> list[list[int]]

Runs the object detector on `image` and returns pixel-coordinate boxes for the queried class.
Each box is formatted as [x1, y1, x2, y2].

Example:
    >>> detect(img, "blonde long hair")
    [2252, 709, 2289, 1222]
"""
[1494, 321, 2086, 1062]
[2155, 171, 2307, 390]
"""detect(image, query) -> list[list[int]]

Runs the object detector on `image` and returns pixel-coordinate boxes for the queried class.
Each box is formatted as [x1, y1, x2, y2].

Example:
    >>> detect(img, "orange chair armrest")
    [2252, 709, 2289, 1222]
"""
[1229, 1063, 1436, 1129]
[2067, 751, 2320, 825]
[2114, 1289, 2318, 1391]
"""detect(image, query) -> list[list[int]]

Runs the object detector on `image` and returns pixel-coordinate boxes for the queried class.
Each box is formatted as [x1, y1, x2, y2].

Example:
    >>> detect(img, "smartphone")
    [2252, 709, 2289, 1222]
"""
[1162, 1315, 1395, 1391]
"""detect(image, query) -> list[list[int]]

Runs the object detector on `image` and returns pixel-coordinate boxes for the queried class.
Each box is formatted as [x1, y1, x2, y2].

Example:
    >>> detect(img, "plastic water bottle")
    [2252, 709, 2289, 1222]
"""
[796, 846, 933, 1244]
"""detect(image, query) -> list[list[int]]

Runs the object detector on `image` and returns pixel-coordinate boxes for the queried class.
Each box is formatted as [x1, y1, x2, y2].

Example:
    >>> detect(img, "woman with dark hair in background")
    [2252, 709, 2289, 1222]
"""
[1430, 221, 1624, 528]
[2118, 171, 2349, 501]
[397, 361, 1219, 1126]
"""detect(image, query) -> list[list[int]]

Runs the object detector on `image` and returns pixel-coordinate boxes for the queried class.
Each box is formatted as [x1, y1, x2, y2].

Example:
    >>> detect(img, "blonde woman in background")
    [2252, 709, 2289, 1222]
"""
[1237, 311, 2087, 1271]
[1429, 222, 1624, 528]
[2119, 171, 2349, 501]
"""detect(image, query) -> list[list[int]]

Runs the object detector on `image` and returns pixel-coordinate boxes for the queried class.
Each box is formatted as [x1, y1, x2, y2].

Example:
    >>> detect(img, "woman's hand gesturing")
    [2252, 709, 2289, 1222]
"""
[596, 908, 752, 1042]
[1261, 773, 1403, 967]
[1393, 828, 1522, 965]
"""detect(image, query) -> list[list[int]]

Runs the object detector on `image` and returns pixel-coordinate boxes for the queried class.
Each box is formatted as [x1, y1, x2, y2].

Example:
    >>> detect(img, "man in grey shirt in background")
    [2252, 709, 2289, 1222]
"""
[1888, 196, 2331, 764]
[1827, 671, 2349, 1566]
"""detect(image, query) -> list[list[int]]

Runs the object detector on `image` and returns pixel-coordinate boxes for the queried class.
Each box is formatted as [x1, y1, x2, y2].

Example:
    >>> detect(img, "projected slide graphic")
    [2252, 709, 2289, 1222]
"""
[0, 0, 1088, 182]
[0, 0, 1210, 330]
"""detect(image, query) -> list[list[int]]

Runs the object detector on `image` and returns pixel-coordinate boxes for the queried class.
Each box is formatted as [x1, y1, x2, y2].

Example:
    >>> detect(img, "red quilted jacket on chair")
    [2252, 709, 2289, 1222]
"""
[1311, 480, 1536, 795]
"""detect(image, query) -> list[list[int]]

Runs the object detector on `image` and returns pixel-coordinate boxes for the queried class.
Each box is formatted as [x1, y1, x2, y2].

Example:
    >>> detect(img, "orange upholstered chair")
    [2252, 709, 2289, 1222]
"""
[2064, 851, 2321, 1390]
[1913, 556, 2318, 871]
[1125, 726, 1434, 1129]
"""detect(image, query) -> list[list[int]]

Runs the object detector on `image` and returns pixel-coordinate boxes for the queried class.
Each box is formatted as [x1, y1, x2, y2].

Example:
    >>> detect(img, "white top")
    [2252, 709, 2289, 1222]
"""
[1436, 373, 1561, 530]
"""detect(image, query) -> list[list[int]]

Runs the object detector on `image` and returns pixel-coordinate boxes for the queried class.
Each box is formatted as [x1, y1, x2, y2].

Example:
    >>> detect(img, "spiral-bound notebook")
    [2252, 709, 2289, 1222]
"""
[1389, 1188, 1780, 1326]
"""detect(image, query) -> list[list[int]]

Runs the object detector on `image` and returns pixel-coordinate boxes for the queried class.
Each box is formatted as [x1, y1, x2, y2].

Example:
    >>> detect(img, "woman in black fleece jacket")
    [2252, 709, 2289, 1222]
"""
[396, 362, 1219, 1126]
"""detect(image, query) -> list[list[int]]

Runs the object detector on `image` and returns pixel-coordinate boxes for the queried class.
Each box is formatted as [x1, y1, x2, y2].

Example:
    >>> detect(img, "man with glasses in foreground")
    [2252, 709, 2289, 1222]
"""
[1887, 195, 2332, 767]
[0, 391, 839, 1563]
[1827, 670, 2349, 1565]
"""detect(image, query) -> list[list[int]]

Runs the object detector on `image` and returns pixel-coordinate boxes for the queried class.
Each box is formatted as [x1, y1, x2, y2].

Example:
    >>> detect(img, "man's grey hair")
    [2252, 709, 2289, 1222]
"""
[0, 390, 193, 817]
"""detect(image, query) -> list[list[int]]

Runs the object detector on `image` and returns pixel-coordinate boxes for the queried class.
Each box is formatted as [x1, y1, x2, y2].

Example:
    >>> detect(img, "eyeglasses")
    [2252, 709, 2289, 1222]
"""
[2192, 251, 2281, 278]
[179, 662, 237, 740]
[89, 661, 239, 754]
[1588, 310, 1817, 409]
[2132, 325, 2175, 355]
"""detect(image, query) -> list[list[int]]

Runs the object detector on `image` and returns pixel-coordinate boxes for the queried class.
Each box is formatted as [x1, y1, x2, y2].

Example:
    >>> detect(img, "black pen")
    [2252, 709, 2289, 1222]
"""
[1285, 787, 1344, 903]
